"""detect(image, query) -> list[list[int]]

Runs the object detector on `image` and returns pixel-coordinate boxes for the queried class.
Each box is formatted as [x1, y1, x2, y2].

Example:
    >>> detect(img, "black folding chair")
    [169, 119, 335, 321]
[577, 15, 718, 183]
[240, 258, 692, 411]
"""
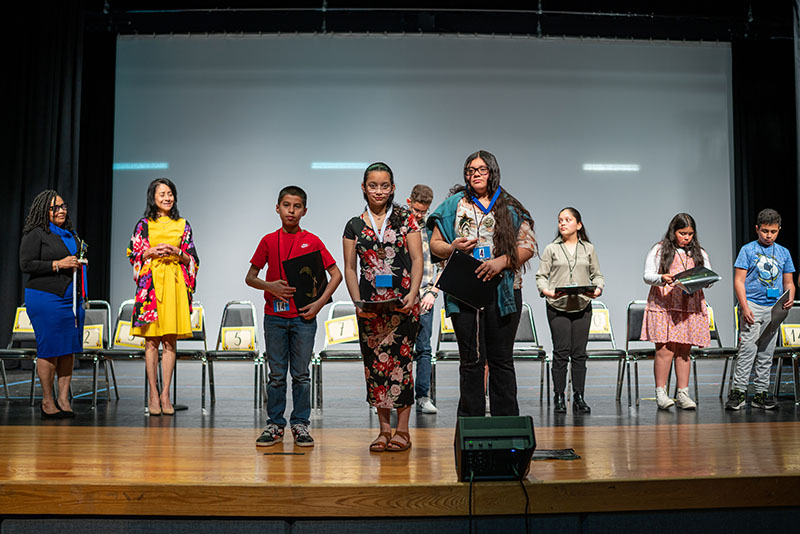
[689, 303, 738, 402]
[624, 300, 656, 406]
[512, 302, 548, 403]
[75, 300, 119, 407]
[585, 300, 627, 402]
[203, 301, 264, 409]
[0, 306, 38, 404]
[313, 302, 362, 411]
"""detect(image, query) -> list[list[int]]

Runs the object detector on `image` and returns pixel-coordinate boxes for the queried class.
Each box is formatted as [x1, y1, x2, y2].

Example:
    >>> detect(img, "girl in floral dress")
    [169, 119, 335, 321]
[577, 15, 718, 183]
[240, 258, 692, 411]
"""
[642, 213, 710, 410]
[342, 162, 423, 452]
[128, 178, 199, 416]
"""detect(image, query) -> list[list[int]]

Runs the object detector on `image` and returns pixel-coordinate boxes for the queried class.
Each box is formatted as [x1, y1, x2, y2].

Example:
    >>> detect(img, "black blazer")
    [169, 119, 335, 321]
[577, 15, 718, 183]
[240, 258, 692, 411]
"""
[19, 227, 84, 298]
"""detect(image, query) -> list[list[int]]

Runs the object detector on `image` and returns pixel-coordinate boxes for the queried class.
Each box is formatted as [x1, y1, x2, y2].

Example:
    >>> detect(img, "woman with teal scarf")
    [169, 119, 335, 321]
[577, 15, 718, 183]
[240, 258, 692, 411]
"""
[19, 190, 86, 420]
[428, 150, 537, 417]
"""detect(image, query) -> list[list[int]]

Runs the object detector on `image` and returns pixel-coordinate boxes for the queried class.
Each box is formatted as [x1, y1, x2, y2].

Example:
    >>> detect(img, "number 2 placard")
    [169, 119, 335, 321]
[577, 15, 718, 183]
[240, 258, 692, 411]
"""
[83, 324, 103, 349]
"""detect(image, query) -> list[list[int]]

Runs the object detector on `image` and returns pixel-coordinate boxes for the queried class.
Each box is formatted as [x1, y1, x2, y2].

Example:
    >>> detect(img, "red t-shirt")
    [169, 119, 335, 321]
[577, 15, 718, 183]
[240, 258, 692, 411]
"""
[250, 228, 336, 317]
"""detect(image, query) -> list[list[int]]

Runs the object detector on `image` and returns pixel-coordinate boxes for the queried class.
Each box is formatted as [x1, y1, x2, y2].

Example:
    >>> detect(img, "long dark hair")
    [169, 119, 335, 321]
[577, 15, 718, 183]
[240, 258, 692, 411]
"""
[362, 162, 405, 230]
[554, 207, 591, 243]
[450, 150, 536, 269]
[23, 190, 76, 235]
[657, 212, 704, 273]
[144, 178, 181, 221]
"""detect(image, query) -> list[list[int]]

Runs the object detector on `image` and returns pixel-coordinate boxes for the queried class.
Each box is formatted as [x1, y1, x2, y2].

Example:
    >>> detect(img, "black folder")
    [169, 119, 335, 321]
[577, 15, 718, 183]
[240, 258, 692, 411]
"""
[282, 250, 331, 310]
[355, 298, 403, 314]
[435, 249, 501, 309]
[555, 285, 597, 296]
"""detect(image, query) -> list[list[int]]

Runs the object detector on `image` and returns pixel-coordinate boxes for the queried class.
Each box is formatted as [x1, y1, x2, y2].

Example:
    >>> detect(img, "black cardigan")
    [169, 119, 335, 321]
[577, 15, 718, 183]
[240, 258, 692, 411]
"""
[19, 227, 84, 298]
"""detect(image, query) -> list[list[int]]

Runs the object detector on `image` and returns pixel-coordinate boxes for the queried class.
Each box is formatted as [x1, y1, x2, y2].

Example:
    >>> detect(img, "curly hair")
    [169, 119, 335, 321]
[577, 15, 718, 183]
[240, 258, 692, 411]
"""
[657, 212, 704, 273]
[23, 190, 75, 235]
[144, 178, 181, 221]
[450, 150, 537, 269]
[362, 162, 405, 230]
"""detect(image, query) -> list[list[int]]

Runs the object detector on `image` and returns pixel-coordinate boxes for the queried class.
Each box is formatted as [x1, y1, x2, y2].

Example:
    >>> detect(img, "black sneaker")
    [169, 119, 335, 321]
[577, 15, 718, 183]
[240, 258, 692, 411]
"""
[725, 389, 746, 411]
[256, 423, 284, 447]
[751, 391, 778, 410]
[291, 423, 315, 447]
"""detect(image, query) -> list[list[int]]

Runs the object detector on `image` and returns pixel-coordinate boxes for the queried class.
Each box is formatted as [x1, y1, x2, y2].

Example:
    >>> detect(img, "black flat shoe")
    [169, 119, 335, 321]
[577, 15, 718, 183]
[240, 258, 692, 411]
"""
[56, 400, 76, 418]
[554, 393, 567, 414]
[40, 404, 66, 420]
[573, 392, 591, 414]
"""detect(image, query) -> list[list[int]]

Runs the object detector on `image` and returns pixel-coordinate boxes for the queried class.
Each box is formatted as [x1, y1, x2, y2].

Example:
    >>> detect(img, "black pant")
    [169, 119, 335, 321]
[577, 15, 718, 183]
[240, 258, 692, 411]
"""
[452, 289, 522, 417]
[546, 303, 591, 394]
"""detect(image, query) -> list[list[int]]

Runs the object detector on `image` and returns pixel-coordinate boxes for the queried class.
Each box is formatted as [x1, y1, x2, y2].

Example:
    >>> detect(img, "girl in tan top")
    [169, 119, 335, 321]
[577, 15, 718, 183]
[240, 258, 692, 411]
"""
[536, 207, 604, 414]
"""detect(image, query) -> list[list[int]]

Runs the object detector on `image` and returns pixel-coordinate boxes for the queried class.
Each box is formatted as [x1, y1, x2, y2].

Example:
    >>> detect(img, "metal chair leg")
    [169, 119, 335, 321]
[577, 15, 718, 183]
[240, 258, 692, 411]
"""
[626, 360, 632, 406]
[727, 355, 737, 396]
[792, 355, 799, 405]
[317, 360, 323, 412]
[1, 361, 9, 400]
[29, 358, 38, 406]
[209, 360, 216, 404]
[201, 359, 207, 410]
[693, 358, 699, 404]
[109, 360, 119, 400]
[634, 360, 640, 407]
[173, 363, 178, 404]
[92, 359, 99, 408]
[430, 359, 437, 404]
[538, 359, 544, 404]
[719, 357, 729, 398]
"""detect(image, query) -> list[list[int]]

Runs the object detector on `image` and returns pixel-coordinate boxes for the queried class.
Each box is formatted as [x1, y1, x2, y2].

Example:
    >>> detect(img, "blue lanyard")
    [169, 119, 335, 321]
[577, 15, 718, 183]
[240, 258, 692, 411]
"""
[470, 187, 501, 215]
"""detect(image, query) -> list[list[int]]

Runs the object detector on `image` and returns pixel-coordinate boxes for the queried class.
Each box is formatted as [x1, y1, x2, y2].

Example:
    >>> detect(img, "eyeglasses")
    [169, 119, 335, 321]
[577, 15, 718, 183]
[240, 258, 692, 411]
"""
[465, 166, 490, 178]
[49, 203, 68, 212]
[366, 183, 393, 192]
[410, 207, 429, 217]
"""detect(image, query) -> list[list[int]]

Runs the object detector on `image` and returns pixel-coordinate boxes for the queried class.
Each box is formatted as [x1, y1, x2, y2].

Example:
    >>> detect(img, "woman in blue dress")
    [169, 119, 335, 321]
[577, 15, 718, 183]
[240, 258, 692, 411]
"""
[19, 190, 86, 419]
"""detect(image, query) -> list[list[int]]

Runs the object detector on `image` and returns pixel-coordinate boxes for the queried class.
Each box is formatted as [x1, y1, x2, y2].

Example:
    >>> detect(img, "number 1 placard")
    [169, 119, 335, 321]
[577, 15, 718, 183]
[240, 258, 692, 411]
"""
[325, 315, 359, 344]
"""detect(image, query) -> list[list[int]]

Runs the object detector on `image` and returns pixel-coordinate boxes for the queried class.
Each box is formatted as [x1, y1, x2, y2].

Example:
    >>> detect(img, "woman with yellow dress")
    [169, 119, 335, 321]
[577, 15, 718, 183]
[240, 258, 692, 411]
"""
[127, 178, 199, 416]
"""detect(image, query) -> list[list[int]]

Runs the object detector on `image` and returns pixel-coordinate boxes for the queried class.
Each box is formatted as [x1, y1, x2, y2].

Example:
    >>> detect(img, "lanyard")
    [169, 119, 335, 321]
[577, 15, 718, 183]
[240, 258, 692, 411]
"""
[470, 187, 501, 215]
[558, 241, 579, 282]
[366, 204, 393, 243]
[278, 229, 301, 280]
[676, 248, 689, 271]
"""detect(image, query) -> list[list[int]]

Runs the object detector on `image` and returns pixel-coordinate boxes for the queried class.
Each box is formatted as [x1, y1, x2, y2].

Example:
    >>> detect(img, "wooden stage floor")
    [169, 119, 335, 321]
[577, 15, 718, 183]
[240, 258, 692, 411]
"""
[2, 422, 800, 518]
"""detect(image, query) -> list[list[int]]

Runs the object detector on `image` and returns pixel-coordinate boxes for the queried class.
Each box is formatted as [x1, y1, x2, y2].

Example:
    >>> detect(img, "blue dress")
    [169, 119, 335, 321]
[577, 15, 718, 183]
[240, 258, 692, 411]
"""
[24, 223, 85, 359]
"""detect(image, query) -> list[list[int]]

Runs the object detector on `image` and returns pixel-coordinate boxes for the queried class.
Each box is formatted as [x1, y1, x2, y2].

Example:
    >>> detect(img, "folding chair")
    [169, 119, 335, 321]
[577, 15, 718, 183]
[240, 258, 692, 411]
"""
[689, 303, 738, 401]
[585, 300, 627, 402]
[0, 306, 38, 404]
[175, 303, 208, 407]
[100, 299, 147, 405]
[512, 302, 548, 403]
[313, 301, 362, 411]
[772, 301, 800, 403]
[75, 300, 119, 407]
[431, 308, 458, 404]
[203, 301, 264, 409]
[623, 300, 656, 406]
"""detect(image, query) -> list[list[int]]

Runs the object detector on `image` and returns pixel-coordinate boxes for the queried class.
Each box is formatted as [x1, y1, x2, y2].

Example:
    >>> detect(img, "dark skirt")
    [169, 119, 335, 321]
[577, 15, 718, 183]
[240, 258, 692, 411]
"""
[25, 283, 84, 359]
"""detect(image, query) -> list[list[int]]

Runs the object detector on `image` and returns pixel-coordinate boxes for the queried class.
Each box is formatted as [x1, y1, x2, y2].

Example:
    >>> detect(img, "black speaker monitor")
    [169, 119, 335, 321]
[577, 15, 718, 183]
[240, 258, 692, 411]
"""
[454, 415, 536, 481]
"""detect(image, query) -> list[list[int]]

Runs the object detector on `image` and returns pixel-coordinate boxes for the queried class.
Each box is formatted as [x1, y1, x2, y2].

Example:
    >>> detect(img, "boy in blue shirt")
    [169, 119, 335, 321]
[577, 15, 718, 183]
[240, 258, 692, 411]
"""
[728, 208, 796, 410]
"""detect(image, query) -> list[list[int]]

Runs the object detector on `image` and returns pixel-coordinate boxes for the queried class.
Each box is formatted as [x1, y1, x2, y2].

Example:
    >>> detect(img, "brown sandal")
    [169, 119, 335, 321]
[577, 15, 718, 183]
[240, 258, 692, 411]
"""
[369, 432, 392, 452]
[386, 431, 412, 452]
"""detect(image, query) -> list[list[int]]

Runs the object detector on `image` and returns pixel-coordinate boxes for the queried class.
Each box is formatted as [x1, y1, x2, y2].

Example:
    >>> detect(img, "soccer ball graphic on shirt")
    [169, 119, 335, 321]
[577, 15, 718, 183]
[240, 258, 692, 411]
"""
[756, 253, 780, 286]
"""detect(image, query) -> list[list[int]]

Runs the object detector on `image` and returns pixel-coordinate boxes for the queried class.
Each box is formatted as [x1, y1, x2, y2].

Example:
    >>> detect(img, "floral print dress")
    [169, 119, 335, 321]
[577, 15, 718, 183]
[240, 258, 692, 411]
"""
[343, 207, 420, 409]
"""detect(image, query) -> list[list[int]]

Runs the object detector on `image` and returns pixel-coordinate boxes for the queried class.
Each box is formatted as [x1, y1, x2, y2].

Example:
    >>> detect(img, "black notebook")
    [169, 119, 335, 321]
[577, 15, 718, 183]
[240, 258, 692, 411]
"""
[282, 250, 331, 310]
[355, 298, 403, 314]
[435, 249, 501, 309]
[672, 266, 721, 295]
[555, 285, 597, 296]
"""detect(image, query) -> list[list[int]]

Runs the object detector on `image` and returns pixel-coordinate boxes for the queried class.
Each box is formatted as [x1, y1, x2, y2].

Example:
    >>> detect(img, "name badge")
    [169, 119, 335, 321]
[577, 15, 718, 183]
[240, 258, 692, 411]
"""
[473, 246, 491, 260]
[766, 287, 781, 298]
[375, 274, 393, 288]
[274, 300, 289, 313]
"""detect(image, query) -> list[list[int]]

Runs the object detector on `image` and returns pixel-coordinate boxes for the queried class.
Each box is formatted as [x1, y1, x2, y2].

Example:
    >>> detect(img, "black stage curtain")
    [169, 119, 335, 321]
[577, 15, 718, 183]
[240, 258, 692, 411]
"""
[0, 1, 114, 348]
[732, 37, 799, 266]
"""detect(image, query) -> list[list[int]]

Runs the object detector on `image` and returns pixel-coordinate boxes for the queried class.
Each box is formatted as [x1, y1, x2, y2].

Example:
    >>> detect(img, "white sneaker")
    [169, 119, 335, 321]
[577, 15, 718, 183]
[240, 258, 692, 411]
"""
[675, 388, 697, 410]
[416, 396, 438, 414]
[655, 387, 675, 410]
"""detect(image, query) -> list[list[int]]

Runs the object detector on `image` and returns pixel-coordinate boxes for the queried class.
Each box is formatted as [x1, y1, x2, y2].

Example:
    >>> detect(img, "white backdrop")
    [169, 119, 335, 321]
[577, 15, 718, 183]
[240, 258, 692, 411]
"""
[112, 35, 734, 356]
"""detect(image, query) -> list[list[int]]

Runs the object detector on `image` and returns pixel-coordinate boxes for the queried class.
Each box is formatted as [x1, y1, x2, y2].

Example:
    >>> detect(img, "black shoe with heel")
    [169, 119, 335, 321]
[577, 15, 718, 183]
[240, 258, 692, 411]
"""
[56, 400, 75, 418]
[40, 404, 66, 420]
[573, 392, 591, 414]
[554, 393, 567, 413]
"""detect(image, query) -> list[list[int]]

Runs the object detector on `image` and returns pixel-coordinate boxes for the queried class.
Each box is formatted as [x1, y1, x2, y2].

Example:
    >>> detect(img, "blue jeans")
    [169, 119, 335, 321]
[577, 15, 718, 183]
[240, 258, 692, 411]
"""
[414, 307, 434, 399]
[264, 314, 316, 426]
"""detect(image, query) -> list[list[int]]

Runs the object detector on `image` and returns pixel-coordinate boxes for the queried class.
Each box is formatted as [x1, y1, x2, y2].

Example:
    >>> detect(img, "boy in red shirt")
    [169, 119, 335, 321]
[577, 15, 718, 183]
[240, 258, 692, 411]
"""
[246, 186, 342, 446]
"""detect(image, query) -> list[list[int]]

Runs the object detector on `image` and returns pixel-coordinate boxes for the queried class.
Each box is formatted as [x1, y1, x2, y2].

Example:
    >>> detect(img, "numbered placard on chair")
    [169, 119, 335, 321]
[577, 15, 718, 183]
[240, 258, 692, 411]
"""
[589, 309, 611, 335]
[13, 307, 33, 332]
[440, 309, 454, 334]
[221, 326, 256, 351]
[324, 315, 359, 344]
[83, 324, 103, 350]
[114, 320, 146, 348]
[190, 305, 204, 332]
[707, 306, 716, 332]
[780, 324, 800, 347]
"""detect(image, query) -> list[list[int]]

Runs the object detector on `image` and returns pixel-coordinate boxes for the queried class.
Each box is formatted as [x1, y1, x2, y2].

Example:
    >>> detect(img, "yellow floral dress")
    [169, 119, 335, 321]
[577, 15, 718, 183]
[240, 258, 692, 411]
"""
[129, 217, 195, 338]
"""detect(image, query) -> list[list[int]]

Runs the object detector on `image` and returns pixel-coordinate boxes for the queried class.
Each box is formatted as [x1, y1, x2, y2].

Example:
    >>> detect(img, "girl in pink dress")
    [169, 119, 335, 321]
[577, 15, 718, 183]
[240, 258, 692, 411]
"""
[641, 213, 711, 410]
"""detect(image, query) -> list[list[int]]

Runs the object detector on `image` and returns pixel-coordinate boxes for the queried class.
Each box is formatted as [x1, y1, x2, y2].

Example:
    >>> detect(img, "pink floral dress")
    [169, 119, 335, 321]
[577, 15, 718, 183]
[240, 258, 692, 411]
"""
[343, 207, 420, 409]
